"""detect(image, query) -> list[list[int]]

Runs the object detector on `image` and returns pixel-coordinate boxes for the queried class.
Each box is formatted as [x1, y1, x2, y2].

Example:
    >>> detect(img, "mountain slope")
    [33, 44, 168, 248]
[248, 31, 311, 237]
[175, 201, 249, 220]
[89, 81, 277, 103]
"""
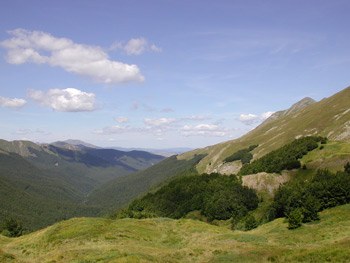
[180, 86, 350, 174]
[0, 140, 164, 230]
[1, 204, 349, 262]
[86, 154, 205, 213]
[0, 152, 100, 230]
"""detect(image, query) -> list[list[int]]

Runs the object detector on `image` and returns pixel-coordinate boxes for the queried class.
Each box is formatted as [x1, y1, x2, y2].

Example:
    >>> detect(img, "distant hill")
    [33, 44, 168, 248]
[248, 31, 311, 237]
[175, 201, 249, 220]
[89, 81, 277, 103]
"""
[0, 140, 164, 230]
[111, 146, 193, 157]
[51, 139, 101, 149]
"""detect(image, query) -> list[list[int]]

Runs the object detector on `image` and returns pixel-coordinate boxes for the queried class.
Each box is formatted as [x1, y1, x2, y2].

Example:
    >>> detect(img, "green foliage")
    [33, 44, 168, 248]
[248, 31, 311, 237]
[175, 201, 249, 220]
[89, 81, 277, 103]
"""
[224, 145, 258, 164]
[243, 214, 258, 231]
[269, 167, 350, 229]
[125, 173, 259, 222]
[240, 136, 326, 175]
[0, 218, 24, 237]
[287, 208, 303, 229]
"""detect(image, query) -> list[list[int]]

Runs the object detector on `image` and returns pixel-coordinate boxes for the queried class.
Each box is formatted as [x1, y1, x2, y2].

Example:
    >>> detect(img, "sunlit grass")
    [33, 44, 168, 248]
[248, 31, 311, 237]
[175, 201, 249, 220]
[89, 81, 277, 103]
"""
[1, 204, 349, 262]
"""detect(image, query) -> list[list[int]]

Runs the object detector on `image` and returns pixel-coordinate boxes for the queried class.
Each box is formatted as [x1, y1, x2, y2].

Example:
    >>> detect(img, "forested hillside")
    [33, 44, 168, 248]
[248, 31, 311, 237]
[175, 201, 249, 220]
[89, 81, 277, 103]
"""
[0, 140, 164, 231]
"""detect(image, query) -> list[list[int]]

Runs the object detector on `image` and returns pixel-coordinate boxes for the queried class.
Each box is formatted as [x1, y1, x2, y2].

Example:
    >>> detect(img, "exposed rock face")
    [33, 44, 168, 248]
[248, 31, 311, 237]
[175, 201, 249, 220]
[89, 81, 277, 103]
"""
[242, 172, 290, 195]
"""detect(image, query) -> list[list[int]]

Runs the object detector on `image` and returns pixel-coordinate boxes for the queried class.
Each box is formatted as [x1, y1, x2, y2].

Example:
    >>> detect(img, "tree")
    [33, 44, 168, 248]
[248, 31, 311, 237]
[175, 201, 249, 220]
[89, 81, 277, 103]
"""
[287, 208, 303, 229]
[1, 218, 24, 237]
[302, 194, 320, 222]
[244, 214, 258, 231]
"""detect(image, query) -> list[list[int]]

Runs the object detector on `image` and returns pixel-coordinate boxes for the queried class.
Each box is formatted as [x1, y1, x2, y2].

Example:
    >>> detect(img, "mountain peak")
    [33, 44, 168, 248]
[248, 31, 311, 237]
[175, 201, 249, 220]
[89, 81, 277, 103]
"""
[283, 97, 316, 116]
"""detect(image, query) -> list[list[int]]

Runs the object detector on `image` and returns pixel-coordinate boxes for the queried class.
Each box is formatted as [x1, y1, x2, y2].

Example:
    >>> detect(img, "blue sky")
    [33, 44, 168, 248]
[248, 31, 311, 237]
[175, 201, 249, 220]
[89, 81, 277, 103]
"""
[0, 0, 349, 148]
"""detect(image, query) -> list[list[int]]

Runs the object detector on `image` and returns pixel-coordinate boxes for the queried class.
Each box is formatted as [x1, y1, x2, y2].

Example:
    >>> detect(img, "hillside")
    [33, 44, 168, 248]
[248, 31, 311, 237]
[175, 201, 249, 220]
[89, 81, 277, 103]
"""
[0, 140, 164, 230]
[180, 86, 350, 174]
[86, 154, 204, 213]
[1, 204, 349, 262]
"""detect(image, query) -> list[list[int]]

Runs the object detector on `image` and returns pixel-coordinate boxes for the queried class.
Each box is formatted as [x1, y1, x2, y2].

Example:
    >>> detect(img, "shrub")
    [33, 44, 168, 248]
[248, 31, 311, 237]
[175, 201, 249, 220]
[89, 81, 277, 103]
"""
[287, 208, 303, 229]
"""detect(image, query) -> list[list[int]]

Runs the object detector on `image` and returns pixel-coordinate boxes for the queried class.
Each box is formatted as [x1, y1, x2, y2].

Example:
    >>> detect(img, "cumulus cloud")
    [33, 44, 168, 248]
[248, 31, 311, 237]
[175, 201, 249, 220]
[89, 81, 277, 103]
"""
[28, 88, 96, 112]
[112, 37, 162, 55]
[181, 124, 228, 137]
[1, 29, 144, 84]
[114, 117, 129, 123]
[0, 96, 27, 108]
[239, 111, 275, 125]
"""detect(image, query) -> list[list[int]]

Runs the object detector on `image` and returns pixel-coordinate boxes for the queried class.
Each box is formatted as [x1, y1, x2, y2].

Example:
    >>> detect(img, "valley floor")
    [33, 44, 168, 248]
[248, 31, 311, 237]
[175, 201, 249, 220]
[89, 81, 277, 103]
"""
[0, 204, 349, 263]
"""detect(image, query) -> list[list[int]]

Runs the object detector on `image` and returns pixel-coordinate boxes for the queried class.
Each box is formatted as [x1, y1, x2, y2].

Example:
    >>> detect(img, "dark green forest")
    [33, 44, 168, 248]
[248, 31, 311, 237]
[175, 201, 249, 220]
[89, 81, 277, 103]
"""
[239, 136, 327, 175]
[123, 173, 259, 224]
[268, 165, 350, 229]
[224, 144, 258, 164]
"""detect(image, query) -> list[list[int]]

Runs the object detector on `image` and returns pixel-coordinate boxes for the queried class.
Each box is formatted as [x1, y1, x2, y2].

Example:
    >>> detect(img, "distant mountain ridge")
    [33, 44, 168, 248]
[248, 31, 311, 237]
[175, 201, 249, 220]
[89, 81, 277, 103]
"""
[52, 140, 192, 157]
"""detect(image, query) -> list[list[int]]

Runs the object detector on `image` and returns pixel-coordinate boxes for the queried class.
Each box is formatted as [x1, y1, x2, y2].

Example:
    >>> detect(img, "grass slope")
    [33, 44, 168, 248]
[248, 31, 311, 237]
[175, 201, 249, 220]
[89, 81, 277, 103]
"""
[1, 204, 349, 262]
[180, 86, 350, 174]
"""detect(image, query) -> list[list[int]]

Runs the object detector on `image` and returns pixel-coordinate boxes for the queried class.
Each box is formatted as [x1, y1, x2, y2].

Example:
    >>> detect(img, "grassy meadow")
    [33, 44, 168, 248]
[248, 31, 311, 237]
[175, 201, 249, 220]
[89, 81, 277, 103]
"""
[1, 204, 349, 262]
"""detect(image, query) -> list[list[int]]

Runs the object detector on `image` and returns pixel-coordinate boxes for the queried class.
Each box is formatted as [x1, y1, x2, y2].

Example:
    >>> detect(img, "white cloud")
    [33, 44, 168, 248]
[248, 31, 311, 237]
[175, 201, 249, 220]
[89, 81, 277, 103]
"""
[239, 113, 259, 125]
[144, 117, 176, 127]
[112, 37, 162, 55]
[0, 96, 27, 108]
[182, 115, 211, 121]
[115, 117, 129, 123]
[124, 38, 147, 55]
[1, 29, 144, 84]
[28, 88, 96, 112]
[150, 44, 162, 53]
[94, 125, 132, 135]
[181, 124, 228, 137]
[239, 111, 275, 125]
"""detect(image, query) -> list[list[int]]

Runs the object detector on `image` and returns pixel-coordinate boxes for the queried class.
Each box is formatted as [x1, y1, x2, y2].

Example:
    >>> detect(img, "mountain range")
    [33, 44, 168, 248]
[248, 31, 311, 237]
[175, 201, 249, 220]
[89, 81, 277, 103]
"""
[0, 86, 350, 262]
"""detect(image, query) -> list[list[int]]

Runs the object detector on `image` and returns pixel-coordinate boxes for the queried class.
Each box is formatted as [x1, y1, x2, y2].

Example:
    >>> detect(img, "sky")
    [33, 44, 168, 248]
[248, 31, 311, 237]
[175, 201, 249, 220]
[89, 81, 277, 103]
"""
[0, 0, 350, 149]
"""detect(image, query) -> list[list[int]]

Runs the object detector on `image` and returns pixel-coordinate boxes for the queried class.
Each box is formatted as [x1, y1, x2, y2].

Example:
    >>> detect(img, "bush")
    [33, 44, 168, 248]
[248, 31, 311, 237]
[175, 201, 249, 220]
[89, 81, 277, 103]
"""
[0, 218, 24, 237]
[243, 214, 258, 231]
[287, 208, 303, 229]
